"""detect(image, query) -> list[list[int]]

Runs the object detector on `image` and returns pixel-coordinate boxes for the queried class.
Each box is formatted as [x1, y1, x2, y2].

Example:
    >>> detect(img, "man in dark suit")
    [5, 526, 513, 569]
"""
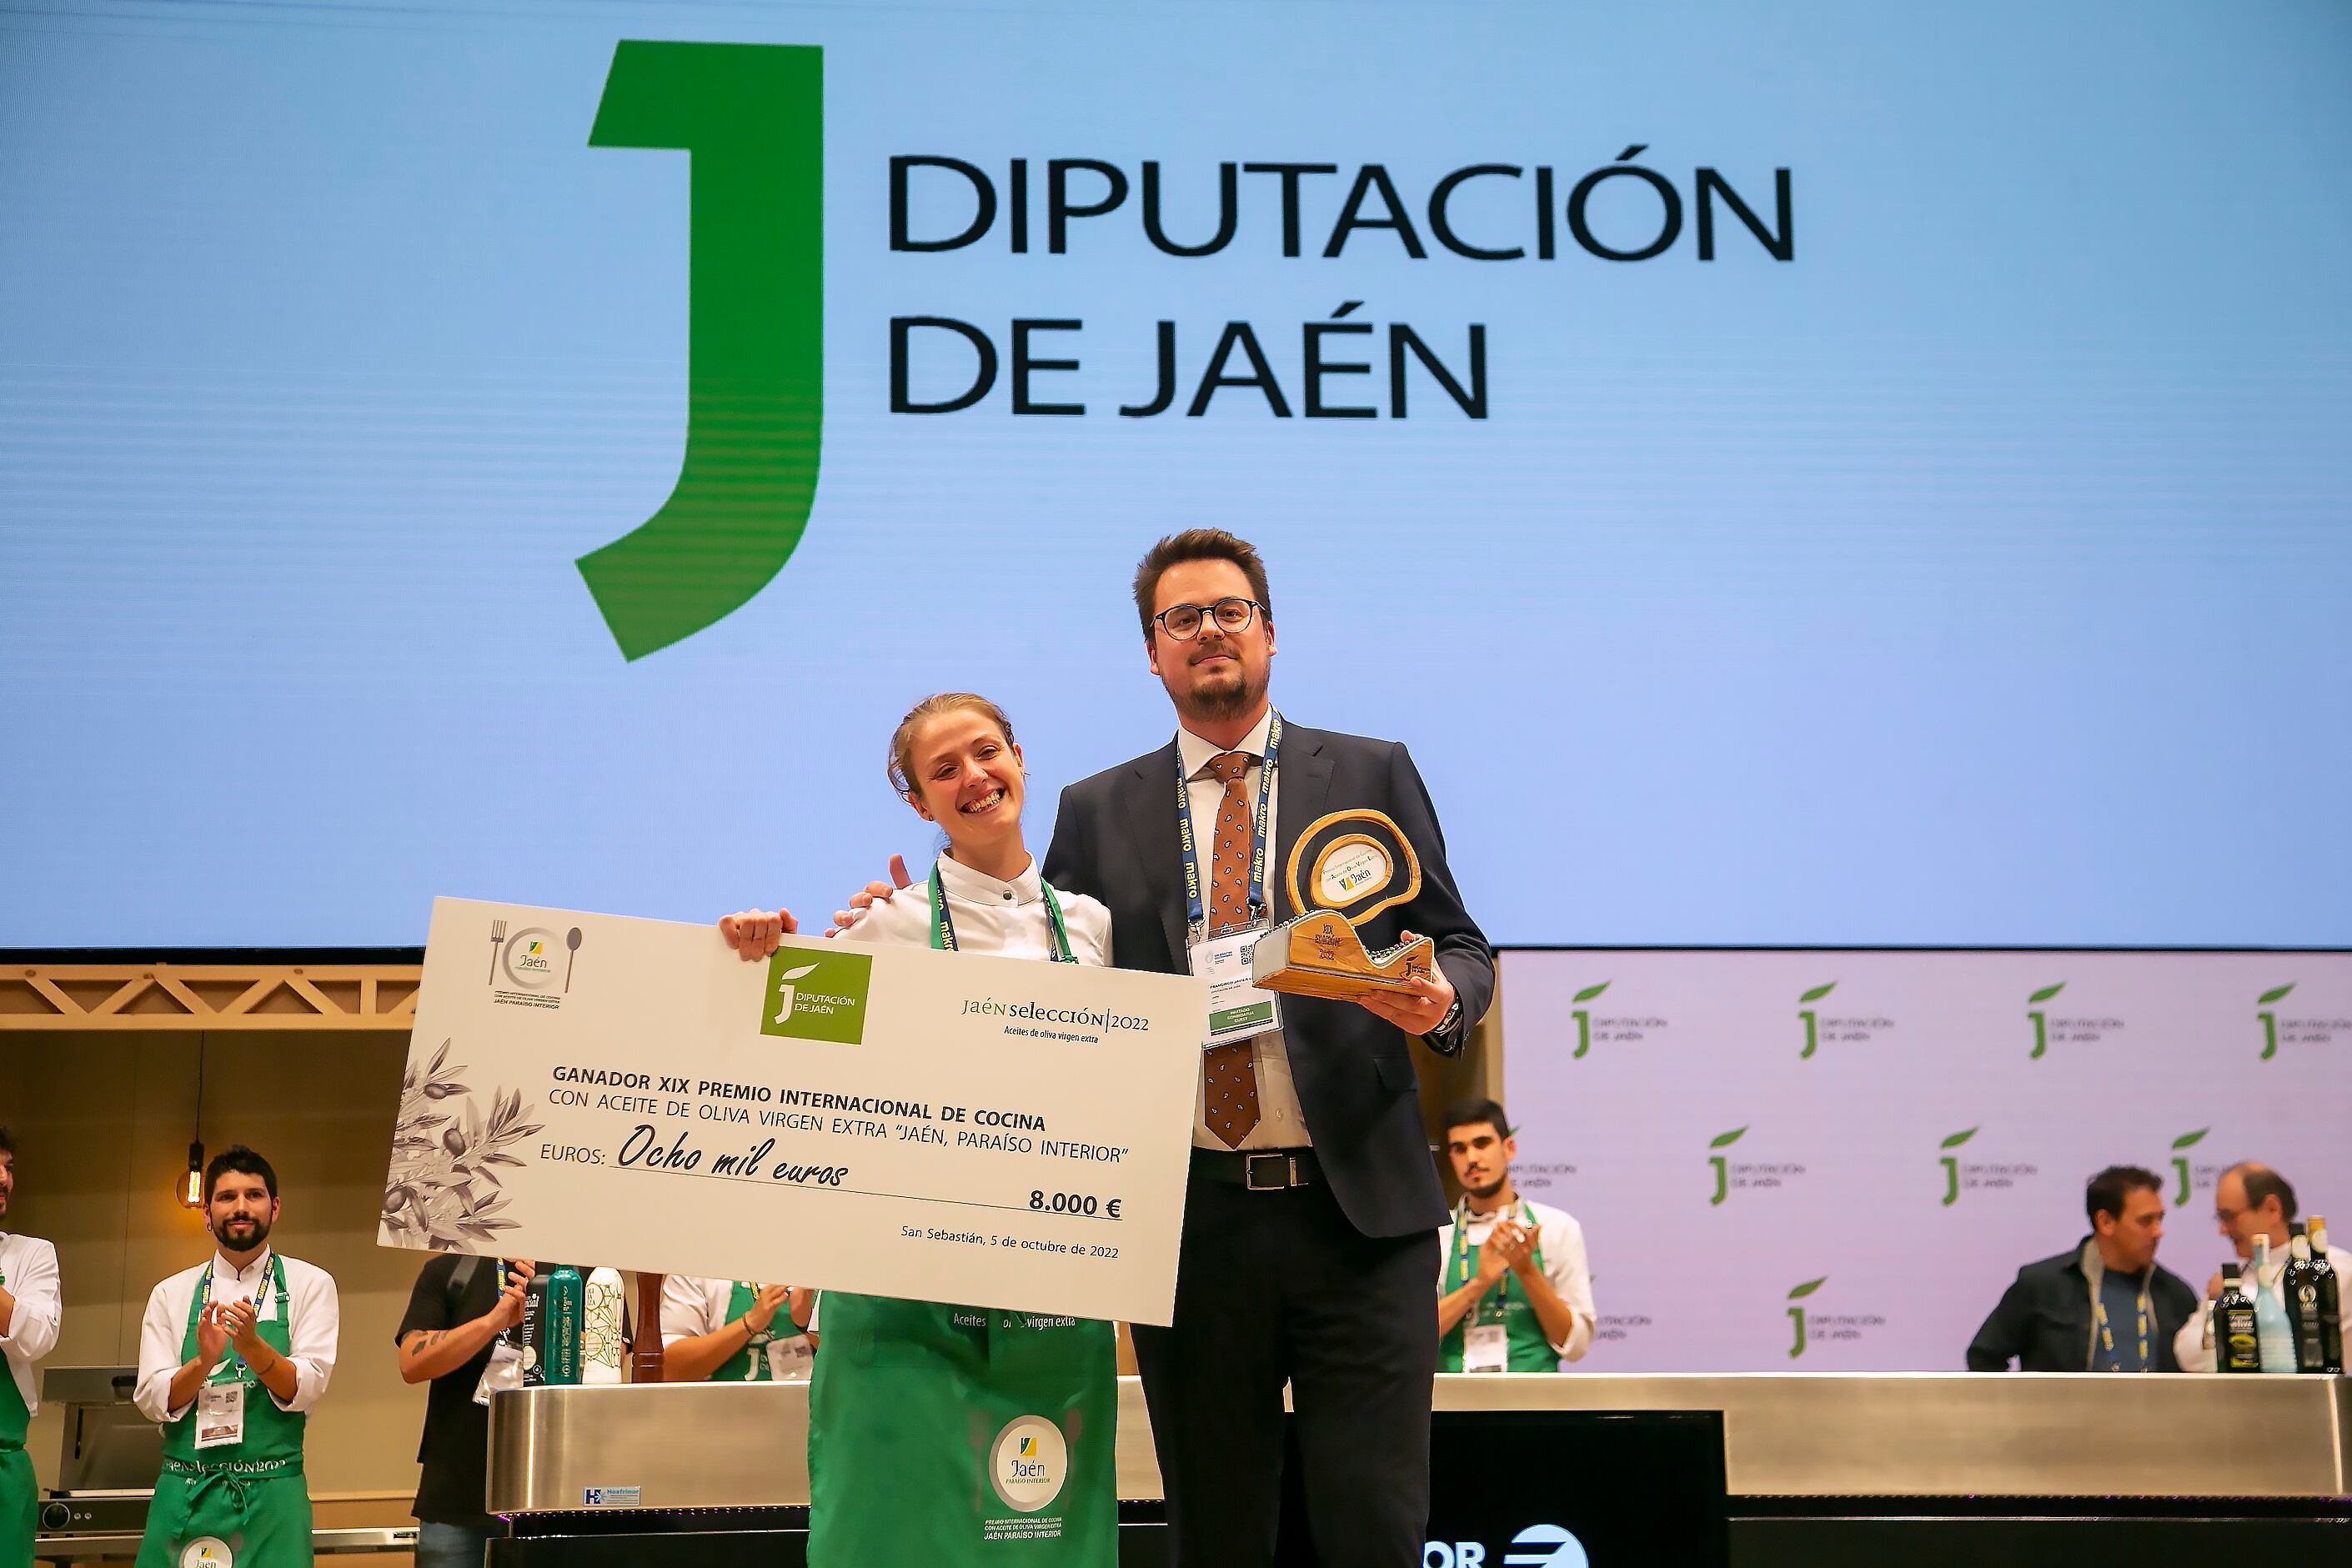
[1042, 529, 1494, 1567]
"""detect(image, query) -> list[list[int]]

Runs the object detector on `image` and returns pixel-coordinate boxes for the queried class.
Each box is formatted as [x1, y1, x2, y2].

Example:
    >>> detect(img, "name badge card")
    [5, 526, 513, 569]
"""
[1189, 926, 1282, 1049]
[1462, 1322, 1509, 1374]
[195, 1381, 244, 1449]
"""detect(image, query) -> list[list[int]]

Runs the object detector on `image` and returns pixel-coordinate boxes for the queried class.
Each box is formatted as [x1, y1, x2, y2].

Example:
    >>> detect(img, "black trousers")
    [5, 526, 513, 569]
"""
[1131, 1170, 1440, 1568]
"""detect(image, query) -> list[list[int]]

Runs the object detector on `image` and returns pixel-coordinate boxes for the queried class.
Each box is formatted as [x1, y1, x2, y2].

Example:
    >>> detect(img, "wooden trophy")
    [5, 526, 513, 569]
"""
[1249, 809, 1436, 999]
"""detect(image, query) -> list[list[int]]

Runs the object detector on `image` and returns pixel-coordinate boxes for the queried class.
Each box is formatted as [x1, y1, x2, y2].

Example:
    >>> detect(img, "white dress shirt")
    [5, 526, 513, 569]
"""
[0, 1232, 62, 1416]
[1176, 709, 1316, 1151]
[842, 851, 1111, 965]
[659, 1275, 815, 1378]
[1435, 1196, 1597, 1363]
[134, 1249, 339, 1422]
[2173, 1240, 2352, 1372]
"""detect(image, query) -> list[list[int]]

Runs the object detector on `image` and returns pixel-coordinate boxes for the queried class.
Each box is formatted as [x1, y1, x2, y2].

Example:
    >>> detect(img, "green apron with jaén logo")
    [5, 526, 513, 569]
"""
[712, 1281, 813, 1382]
[136, 1256, 313, 1568]
[804, 871, 1116, 1567]
[1439, 1202, 1560, 1373]
[0, 1259, 33, 1568]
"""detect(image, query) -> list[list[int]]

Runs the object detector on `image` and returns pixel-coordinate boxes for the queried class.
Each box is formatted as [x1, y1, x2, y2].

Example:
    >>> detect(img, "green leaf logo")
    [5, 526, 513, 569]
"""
[1940, 1127, 1978, 1150]
[2171, 1127, 2209, 1151]
[2259, 984, 2294, 1005]
[2028, 982, 2064, 1004]
[780, 964, 816, 981]
[1572, 982, 1610, 1003]
[1799, 982, 1836, 1003]
[578, 42, 827, 660]
[1787, 1276, 1827, 1300]
[1709, 1126, 1748, 1150]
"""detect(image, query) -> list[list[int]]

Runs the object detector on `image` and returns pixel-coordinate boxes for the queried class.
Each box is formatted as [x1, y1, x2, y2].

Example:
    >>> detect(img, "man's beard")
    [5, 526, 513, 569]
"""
[216, 1214, 273, 1253]
[1464, 1174, 1507, 1202]
[1178, 653, 1265, 724]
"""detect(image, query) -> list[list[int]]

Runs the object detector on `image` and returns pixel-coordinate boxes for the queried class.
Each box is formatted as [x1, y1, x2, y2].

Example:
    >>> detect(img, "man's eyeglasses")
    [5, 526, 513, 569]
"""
[1153, 597, 1262, 641]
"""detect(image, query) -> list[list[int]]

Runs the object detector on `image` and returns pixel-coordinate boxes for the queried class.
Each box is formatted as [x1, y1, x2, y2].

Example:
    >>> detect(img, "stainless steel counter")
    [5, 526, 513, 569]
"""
[488, 1372, 2352, 1513]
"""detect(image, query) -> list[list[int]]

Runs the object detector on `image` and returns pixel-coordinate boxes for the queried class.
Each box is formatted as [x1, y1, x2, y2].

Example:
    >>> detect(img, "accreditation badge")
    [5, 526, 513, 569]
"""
[1189, 924, 1282, 1049]
[474, 1339, 525, 1406]
[179, 1537, 234, 1566]
[765, 1335, 814, 1382]
[1462, 1322, 1509, 1375]
[194, 1380, 245, 1449]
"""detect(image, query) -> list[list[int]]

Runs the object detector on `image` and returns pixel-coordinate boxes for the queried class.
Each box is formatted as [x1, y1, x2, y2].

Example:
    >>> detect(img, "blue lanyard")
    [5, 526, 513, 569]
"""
[199, 1255, 280, 1379]
[929, 864, 1076, 964]
[1176, 711, 1282, 931]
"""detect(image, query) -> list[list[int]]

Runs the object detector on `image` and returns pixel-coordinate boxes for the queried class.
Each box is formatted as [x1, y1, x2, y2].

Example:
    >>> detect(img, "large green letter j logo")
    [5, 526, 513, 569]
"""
[580, 42, 824, 660]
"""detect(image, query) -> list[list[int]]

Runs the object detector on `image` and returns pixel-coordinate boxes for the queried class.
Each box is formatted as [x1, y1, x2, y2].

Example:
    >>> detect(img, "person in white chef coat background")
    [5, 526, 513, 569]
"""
[0, 1128, 63, 1568]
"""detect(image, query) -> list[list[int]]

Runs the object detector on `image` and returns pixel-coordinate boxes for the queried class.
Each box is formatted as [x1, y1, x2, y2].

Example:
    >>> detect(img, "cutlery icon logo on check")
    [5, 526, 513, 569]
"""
[489, 919, 584, 999]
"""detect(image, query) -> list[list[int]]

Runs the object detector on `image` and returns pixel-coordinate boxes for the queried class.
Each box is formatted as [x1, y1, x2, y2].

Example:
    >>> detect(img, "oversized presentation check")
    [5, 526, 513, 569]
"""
[379, 898, 1207, 1324]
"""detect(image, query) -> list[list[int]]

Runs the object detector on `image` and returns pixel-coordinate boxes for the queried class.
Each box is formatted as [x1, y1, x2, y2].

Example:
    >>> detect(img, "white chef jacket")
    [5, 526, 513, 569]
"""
[0, 1232, 62, 1416]
[841, 851, 1111, 965]
[2174, 1240, 2352, 1372]
[134, 1249, 339, 1421]
[1435, 1196, 1597, 1362]
[659, 1275, 815, 1378]
[1176, 708, 1317, 1151]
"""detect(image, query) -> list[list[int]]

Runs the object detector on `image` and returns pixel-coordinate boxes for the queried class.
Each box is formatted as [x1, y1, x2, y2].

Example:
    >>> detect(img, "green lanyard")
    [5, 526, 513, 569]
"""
[929, 863, 1077, 964]
[1176, 711, 1282, 931]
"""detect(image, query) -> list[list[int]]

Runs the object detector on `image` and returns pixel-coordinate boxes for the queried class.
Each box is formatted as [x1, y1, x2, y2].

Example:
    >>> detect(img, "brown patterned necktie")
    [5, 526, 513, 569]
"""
[1201, 750, 1263, 1146]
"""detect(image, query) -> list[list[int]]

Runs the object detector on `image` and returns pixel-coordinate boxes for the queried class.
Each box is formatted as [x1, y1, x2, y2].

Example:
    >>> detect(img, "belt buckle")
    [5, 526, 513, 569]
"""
[1245, 1152, 1292, 1191]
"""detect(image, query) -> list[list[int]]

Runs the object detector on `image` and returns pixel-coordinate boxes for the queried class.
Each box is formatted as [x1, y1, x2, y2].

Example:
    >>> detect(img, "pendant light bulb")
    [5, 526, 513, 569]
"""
[179, 1140, 205, 1209]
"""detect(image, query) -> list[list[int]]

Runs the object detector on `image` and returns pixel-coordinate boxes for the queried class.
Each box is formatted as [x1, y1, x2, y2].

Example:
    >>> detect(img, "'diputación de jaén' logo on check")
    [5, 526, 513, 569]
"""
[761, 948, 872, 1044]
[579, 42, 824, 660]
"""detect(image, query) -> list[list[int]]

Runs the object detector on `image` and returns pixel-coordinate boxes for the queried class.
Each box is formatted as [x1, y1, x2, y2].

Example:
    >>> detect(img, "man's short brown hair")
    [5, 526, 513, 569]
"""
[1131, 529, 1273, 641]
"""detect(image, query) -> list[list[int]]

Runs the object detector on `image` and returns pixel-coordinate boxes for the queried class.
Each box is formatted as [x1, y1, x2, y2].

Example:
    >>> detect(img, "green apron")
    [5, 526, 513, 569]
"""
[712, 1282, 812, 1382]
[1439, 1201, 1559, 1372]
[0, 1261, 33, 1568]
[137, 1256, 313, 1568]
[805, 869, 1116, 1566]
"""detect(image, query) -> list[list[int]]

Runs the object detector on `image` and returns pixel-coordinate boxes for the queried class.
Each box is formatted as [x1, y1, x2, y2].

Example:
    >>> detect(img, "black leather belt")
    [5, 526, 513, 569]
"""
[1191, 1145, 1321, 1190]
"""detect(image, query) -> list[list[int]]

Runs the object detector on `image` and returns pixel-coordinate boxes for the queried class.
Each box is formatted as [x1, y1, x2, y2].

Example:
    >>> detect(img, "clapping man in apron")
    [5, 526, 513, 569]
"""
[133, 1146, 339, 1568]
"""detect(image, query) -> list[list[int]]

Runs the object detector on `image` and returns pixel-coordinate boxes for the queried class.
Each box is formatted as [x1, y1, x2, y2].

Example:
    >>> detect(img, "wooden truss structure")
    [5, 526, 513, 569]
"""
[0, 964, 421, 1031]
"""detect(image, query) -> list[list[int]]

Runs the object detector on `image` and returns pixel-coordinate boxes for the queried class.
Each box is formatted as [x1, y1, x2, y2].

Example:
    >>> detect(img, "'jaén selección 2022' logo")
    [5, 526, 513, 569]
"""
[578, 42, 824, 661]
[760, 948, 872, 1044]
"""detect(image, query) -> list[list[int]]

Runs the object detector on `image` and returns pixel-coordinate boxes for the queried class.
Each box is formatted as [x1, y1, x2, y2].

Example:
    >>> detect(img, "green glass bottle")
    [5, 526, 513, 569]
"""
[544, 1264, 584, 1385]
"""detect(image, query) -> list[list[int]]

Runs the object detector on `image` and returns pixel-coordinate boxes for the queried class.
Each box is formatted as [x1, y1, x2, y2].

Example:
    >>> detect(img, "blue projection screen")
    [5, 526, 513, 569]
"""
[2, 0, 2347, 949]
